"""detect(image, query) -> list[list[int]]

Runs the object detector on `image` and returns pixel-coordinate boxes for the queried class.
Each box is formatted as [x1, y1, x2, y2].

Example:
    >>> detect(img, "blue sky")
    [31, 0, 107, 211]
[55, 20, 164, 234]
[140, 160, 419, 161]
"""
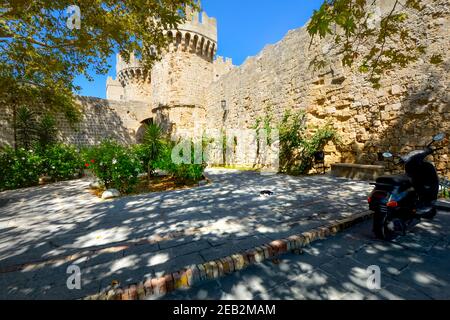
[74, 0, 324, 98]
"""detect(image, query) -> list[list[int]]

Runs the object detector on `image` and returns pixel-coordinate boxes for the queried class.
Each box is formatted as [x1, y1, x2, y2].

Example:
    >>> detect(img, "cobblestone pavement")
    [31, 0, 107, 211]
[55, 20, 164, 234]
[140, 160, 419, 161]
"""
[0, 169, 373, 299]
[163, 210, 450, 300]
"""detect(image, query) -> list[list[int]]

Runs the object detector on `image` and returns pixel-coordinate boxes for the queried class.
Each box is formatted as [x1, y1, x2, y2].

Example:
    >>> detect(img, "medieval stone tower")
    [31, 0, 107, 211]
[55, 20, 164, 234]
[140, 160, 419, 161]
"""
[106, 5, 234, 134]
[106, 53, 152, 102]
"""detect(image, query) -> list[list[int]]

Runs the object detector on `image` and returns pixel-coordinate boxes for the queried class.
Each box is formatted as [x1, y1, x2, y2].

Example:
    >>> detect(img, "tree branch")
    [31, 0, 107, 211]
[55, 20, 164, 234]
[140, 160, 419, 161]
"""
[369, 0, 399, 79]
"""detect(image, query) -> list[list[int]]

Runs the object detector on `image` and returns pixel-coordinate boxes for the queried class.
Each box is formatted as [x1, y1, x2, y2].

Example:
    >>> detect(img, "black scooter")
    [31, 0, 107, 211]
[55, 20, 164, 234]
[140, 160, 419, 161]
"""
[368, 133, 446, 240]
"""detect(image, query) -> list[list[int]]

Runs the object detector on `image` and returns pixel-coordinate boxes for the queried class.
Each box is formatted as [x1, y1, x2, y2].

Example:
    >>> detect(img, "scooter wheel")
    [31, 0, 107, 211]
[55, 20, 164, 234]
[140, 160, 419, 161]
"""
[373, 213, 399, 241]
[423, 207, 437, 220]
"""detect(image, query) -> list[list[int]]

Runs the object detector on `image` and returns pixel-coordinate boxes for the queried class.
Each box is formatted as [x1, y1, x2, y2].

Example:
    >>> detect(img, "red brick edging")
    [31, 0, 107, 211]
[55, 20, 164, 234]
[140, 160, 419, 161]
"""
[85, 211, 373, 300]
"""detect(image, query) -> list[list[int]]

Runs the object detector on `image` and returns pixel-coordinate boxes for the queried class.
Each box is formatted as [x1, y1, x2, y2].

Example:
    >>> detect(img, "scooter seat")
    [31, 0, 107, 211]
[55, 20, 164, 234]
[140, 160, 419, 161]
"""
[376, 175, 412, 188]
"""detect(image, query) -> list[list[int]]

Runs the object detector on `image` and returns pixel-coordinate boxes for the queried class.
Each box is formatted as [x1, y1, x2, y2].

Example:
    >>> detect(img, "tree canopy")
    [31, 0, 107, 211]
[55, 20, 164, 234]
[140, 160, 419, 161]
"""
[0, 0, 198, 121]
[307, 0, 439, 88]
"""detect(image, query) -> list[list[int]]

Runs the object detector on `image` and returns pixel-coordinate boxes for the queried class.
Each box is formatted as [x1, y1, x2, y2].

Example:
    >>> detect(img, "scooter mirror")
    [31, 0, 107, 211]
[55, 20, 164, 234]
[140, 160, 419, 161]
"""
[433, 133, 445, 142]
[383, 152, 393, 159]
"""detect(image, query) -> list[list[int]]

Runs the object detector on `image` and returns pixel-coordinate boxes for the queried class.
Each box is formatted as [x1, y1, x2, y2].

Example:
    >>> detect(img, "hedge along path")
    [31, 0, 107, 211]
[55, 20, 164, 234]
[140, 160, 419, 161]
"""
[85, 211, 373, 300]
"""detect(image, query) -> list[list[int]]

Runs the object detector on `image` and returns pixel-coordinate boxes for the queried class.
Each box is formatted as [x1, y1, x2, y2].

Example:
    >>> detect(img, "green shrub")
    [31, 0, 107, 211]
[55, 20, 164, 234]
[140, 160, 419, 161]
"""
[84, 140, 143, 194]
[16, 107, 38, 150]
[440, 180, 450, 199]
[15, 108, 58, 151]
[37, 114, 58, 151]
[296, 124, 337, 174]
[133, 124, 166, 179]
[42, 144, 82, 182]
[278, 110, 338, 175]
[170, 162, 205, 184]
[158, 140, 206, 184]
[0, 147, 42, 191]
[254, 109, 338, 175]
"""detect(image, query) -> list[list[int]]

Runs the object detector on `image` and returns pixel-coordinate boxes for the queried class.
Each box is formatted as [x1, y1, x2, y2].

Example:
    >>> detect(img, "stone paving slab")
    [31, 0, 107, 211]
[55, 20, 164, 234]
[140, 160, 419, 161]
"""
[91, 211, 372, 300]
[0, 169, 373, 300]
[435, 199, 450, 211]
[163, 210, 450, 300]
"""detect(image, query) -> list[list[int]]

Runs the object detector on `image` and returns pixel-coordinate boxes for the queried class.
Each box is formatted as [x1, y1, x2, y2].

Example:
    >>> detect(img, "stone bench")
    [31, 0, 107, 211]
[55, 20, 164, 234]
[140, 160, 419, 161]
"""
[331, 163, 385, 181]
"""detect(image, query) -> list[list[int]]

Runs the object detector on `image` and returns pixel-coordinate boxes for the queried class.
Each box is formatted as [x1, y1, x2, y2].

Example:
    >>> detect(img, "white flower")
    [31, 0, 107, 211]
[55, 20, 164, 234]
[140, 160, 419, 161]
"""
[112, 159, 117, 165]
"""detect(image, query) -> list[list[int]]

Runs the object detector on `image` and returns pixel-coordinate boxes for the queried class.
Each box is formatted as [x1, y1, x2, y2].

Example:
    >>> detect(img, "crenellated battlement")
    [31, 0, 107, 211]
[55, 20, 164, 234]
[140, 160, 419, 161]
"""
[214, 56, 234, 67]
[213, 56, 235, 80]
[116, 52, 141, 73]
[181, 6, 217, 41]
[114, 53, 150, 92]
[164, 7, 218, 62]
[165, 29, 217, 62]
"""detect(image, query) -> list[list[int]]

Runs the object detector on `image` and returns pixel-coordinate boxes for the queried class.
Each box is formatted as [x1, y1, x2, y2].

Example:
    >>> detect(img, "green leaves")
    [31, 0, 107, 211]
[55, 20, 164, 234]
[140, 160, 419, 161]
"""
[280, 111, 337, 175]
[37, 114, 58, 151]
[0, 147, 43, 191]
[139, 123, 166, 178]
[16, 106, 38, 150]
[160, 139, 206, 184]
[1, 0, 197, 122]
[253, 109, 337, 175]
[13, 106, 60, 151]
[42, 144, 83, 182]
[84, 140, 143, 193]
[307, 0, 427, 88]
[307, 3, 334, 38]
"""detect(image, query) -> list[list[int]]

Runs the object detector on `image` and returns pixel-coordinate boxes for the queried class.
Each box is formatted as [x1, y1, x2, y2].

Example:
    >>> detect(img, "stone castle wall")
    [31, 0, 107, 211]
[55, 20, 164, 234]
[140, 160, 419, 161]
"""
[204, 0, 450, 177]
[0, 107, 14, 148]
[0, 97, 153, 148]
[58, 97, 153, 146]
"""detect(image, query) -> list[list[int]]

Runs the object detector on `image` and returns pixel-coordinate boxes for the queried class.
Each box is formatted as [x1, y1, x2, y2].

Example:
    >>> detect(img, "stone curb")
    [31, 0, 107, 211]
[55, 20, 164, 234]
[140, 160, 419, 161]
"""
[85, 211, 373, 300]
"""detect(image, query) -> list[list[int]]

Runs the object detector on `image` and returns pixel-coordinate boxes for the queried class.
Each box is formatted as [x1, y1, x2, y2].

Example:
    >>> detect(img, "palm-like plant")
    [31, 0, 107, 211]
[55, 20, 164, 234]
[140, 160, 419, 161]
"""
[16, 107, 37, 150]
[142, 124, 165, 179]
[37, 114, 58, 151]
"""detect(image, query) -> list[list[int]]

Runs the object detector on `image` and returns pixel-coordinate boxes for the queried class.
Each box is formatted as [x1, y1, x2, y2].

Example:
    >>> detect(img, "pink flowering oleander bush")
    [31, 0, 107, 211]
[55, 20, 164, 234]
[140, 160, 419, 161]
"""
[83, 140, 143, 194]
[0, 147, 43, 191]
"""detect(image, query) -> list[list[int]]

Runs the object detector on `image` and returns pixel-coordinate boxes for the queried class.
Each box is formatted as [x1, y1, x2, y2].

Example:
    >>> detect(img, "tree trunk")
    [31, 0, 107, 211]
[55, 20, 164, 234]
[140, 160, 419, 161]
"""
[12, 102, 17, 151]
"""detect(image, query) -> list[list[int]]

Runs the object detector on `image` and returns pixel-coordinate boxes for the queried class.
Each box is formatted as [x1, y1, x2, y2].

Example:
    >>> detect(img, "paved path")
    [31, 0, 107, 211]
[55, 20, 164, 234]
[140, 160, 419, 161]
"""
[163, 210, 450, 300]
[0, 169, 372, 299]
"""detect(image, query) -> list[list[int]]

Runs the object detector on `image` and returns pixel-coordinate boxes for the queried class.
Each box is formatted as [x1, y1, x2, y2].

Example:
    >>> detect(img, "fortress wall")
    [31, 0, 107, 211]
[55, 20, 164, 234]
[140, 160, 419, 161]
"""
[205, 0, 450, 177]
[106, 77, 124, 101]
[213, 56, 234, 81]
[57, 97, 153, 147]
[0, 97, 153, 148]
[0, 107, 14, 148]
